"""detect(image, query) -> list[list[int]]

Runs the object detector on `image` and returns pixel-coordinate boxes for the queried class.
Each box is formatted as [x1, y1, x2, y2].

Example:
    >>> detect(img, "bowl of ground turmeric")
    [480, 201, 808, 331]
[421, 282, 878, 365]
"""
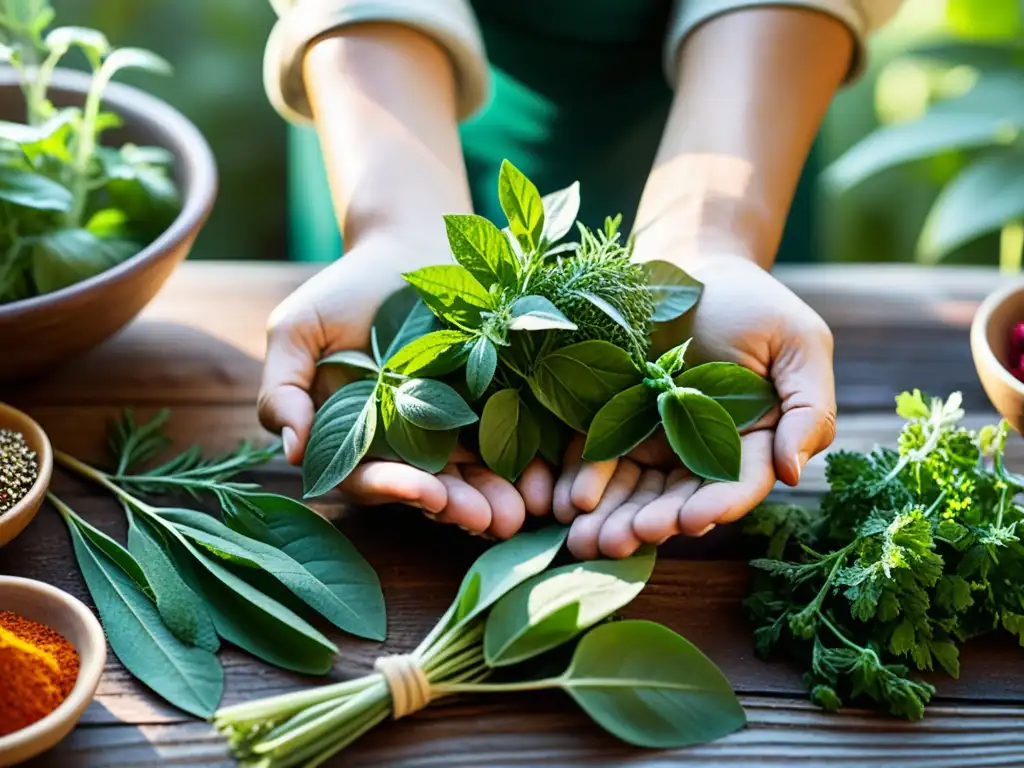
[0, 576, 106, 767]
[0, 403, 53, 548]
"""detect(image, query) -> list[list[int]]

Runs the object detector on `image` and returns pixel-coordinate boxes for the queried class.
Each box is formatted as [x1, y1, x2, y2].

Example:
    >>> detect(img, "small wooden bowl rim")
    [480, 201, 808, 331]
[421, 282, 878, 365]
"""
[0, 403, 53, 546]
[970, 278, 1024, 397]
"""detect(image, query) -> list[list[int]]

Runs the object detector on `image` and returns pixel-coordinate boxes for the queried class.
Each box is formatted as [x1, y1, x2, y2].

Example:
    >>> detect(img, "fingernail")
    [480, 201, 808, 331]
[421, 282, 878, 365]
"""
[408, 500, 425, 511]
[282, 427, 297, 461]
[695, 523, 716, 537]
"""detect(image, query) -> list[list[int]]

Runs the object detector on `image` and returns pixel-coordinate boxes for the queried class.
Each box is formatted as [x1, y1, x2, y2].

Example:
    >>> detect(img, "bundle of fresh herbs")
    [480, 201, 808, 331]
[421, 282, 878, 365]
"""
[743, 389, 1024, 720]
[214, 525, 747, 766]
[47, 410, 386, 718]
[304, 161, 777, 495]
[0, 0, 181, 303]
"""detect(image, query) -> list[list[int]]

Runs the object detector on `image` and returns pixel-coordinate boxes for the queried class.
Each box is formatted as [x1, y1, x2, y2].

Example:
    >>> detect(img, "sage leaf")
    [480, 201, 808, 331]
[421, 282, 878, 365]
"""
[575, 290, 632, 334]
[443, 213, 519, 289]
[484, 546, 656, 667]
[466, 336, 498, 401]
[582, 384, 660, 462]
[63, 504, 151, 595]
[530, 341, 641, 432]
[393, 378, 479, 430]
[674, 362, 777, 429]
[508, 295, 577, 332]
[643, 260, 703, 322]
[158, 507, 384, 641]
[127, 511, 220, 652]
[303, 380, 377, 497]
[403, 264, 492, 330]
[316, 350, 379, 375]
[479, 389, 540, 482]
[65, 516, 224, 718]
[384, 388, 457, 473]
[385, 329, 472, 376]
[655, 339, 692, 377]
[558, 620, 746, 748]
[220, 492, 387, 642]
[0, 165, 73, 210]
[374, 287, 440, 360]
[499, 159, 545, 252]
[32, 229, 136, 294]
[541, 181, 580, 244]
[658, 389, 741, 482]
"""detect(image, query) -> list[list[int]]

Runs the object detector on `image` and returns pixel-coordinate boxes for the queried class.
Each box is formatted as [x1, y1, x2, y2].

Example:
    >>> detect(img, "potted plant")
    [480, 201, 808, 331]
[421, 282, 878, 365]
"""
[0, 0, 216, 381]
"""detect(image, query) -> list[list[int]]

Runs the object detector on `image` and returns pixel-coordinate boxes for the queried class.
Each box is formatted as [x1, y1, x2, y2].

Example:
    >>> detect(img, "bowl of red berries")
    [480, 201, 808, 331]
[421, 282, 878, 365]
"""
[972, 279, 1024, 434]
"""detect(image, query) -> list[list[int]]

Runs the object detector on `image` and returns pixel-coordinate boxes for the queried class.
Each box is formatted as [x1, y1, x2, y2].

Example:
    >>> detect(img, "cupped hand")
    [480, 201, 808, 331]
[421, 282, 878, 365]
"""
[555, 253, 837, 559]
[257, 232, 552, 539]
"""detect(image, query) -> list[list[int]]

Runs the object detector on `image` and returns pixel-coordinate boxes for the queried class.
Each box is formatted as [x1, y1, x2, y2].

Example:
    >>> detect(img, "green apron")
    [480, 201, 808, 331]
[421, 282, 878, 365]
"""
[287, 0, 819, 263]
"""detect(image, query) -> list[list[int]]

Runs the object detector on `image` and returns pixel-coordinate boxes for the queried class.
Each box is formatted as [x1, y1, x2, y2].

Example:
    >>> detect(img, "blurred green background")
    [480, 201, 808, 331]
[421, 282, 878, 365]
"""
[46, 0, 1020, 267]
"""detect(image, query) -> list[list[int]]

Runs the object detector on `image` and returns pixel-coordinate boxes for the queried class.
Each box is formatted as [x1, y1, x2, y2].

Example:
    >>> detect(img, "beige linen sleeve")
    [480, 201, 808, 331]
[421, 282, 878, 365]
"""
[263, 0, 489, 125]
[663, 0, 905, 86]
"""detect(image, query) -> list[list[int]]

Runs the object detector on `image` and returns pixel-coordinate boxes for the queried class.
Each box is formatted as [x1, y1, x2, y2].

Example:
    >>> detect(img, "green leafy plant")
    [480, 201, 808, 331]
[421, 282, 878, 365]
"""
[47, 410, 386, 718]
[743, 388, 1024, 720]
[304, 160, 777, 494]
[214, 525, 747, 764]
[0, 0, 181, 303]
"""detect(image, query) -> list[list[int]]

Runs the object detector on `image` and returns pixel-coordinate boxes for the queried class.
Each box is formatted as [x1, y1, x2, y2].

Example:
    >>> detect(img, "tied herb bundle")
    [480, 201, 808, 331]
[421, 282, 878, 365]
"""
[303, 160, 777, 495]
[48, 410, 386, 719]
[214, 525, 747, 766]
[743, 389, 1024, 720]
[0, 0, 180, 303]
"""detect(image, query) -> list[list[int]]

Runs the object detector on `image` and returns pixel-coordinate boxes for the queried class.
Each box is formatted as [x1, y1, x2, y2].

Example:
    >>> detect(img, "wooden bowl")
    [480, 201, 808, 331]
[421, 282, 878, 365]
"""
[0, 67, 217, 382]
[971, 278, 1024, 434]
[0, 576, 107, 767]
[0, 404, 53, 548]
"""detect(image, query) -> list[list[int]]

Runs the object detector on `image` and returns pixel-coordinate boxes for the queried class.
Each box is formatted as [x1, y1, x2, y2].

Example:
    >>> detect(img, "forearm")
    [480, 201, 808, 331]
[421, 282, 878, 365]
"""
[633, 7, 854, 270]
[303, 23, 473, 253]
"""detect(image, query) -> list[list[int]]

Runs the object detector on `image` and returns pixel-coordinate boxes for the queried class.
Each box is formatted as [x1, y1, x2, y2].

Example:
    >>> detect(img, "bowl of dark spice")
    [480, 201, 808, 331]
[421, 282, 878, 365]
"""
[972, 280, 1024, 435]
[0, 404, 53, 548]
[0, 576, 106, 766]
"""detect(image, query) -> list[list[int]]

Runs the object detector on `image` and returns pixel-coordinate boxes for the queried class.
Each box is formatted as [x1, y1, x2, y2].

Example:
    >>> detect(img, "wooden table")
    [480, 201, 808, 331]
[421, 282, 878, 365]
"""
[3, 262, 1023, 767]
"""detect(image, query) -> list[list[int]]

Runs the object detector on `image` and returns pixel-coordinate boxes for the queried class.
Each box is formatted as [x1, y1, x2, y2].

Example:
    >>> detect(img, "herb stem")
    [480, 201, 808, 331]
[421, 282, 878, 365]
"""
[53, 449, 151, 511]
[819, 613, 870, 656]
[431, 677, 560, 695]
[213, 675, 378, 727]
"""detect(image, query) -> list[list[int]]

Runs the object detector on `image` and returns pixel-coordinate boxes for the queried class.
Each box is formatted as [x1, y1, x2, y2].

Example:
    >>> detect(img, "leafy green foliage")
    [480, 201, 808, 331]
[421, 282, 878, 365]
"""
[658, 388, 742, 482]
[743, 390, 1024, 720]
[478, 388, 539, 481]
[583, 384, 660, 462]
[0, 0, 180, 303]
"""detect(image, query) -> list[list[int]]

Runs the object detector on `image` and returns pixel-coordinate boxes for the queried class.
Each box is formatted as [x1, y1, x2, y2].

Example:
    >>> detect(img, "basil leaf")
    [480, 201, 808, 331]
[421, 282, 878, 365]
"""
[443, 213, 518, 289]
[160, 506, 385, 641]
[575, 290, 632, 334]
[127, 511, 220, 652]
[583, 384, 660, 462]
[533, 395, 571, 465]
[658, 388, 741, 482]
[508, 295, 577, 332]
[402, 264, 492, 330]
[374, 287, 439, 360]
[303, 380, 378, 497]
[541, 180, 580, 244]
[0, 165, 73, 210]
[32, 228, 136, 293]
[65, 515, 224, 718]
[316, 350, 380, 375]
[479, 389, 540, 482]
[674, 362, 777, 429]
[530, 341, 641, 432]
[498, 159, 545, 252]
[384, 390, 457, 473]
[466, 336, 498, 400]
[643, 260, 703, 322]
[484, 546, 656, 667]
[385, 329, 473, 376]
[558, 620, 746, 748]
[655, 339, 692, 377]
[393, 378, 479, 430]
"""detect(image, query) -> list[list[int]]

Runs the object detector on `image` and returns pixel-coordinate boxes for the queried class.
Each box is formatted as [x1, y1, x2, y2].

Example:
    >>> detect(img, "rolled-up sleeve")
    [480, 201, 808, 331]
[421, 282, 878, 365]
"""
[663, 0, 904, 87]
[264, 0, 490, 125]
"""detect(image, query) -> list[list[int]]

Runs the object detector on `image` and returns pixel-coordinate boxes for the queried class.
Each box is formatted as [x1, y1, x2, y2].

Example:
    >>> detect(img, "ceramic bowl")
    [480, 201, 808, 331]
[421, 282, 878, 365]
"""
[971, 278, 1024, 434]
[0, 404, 53, 548]
[0, 576, 107, 767]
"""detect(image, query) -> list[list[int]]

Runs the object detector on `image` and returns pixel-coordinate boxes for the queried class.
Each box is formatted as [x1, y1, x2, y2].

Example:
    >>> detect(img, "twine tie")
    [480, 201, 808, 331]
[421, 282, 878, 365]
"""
[374, 654, 432, 719]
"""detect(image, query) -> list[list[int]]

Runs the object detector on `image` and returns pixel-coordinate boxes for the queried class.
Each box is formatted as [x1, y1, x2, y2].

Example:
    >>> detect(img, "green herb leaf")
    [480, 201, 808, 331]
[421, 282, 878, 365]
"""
[479, 389, 540, 482]
[484, 546, 656, 667]
[575, 290, 632, 334]
[643, 260, 703, 322]
[498, 159, 545, 252]
[532, 394, 571, 465]
[467, 336, 498, 400]
[393, 378, 479, 430]
[373, 287, 441, 360]
[403, 265, 493, 330]
[530, 341, 641, 432]
[655, 339, 691, 376]
[895, 388, 931, 420]
[658, 389, 741, 482]
[382, 386, 457, 472]
[31, 229, 136, 293]
[582, 384, 660, 462]
[541, 181, 580, 244]
[508, 295, 577, 332]
[62, 503, 151, 595]
[385, 329, 473, 376]
[443, 213, 519, 289]
[0, 165, 72, 210]
[303, 380, 377, 497]
[674, 362, 777, 429]
[98, 46, 173, 80]
[45, 25, 110, 59]
[316, 350, 380, 375]
[557, 619, 746, 748]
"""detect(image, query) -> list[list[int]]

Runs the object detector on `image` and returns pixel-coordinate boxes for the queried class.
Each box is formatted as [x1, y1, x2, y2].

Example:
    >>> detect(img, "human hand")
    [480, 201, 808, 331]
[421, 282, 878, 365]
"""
[554, 253, 836, 559]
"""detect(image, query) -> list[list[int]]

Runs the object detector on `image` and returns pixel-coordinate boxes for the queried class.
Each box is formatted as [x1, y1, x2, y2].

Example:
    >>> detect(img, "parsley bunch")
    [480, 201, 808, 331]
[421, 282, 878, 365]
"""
[743, 389, 1024, 720]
